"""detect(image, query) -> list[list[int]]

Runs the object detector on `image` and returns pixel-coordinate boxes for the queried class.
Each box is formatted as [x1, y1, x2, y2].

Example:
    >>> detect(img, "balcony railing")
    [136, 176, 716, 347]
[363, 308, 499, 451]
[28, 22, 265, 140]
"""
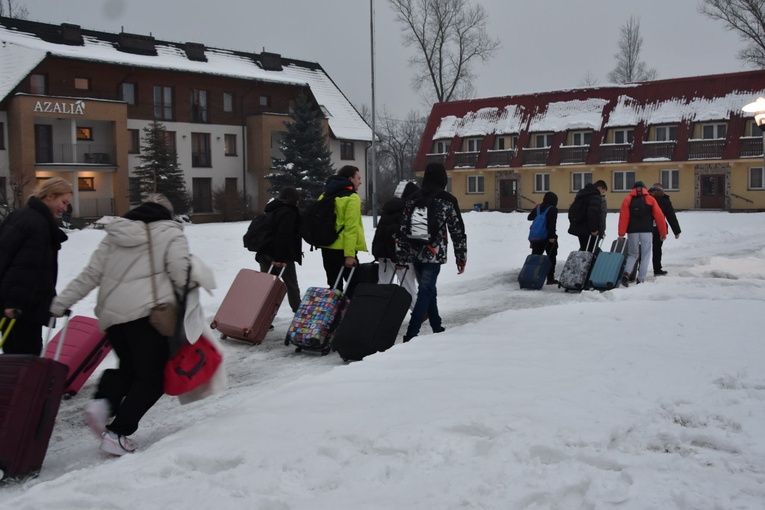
[688, 139, 725, 160]
[599, 143, 630, 163]
[522, 147, 549, 166]
[36, 144, 116, 165]
[559, 145, 589, 164]
[486, 149, 515, 166]
[79, 198, 114, 217]
[642, 141, 675, 160]
[425, 153, 447, 165]
[454, 151, 479, 167]
[739, 136, 763, 158]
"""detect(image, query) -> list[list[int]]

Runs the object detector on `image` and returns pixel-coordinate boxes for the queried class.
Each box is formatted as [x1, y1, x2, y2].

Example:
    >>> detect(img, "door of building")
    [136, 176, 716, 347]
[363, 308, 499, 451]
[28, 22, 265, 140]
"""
[699, 174, 725, 209]
[34, 124, 53, 163]
[498, 179, 517, 212]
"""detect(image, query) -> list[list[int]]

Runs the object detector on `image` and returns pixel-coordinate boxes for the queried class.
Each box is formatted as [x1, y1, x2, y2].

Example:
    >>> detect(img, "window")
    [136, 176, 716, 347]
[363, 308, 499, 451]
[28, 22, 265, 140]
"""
[434, 140, 450, 154]
[224, 134, 237, 156]
[76, 127, 93, 141]
[496, 135, 518, 150]
[571, 131, 592, 146]
[0, 177, 6, 204]
[78, 177, 95, 192]
[271, 131, 286, 165]
[153, 85, 174, 120]
[0, 122, 5, 150]
[164, 131, 177, 154]
[750, 121, 761, 137]
[535, 173, 550, 193]
[225, 178, 238, 194]
[128, 177, 142, 204]
[467, 175, 484, 194]
[750, 167, 765, 190]
[613, 129, 634, 144]
[128, 129, 140, 154]
[190, 89, 208, 123]
[701, 123, 727, 139]
[465, 138, 482, 152]
[34, 124, 53, 163]
[340, 141, 354, 160]
[120, 83, 136, 105]
[223, 92, 234, 113]
[74, 78, 90, 90]
[191, 133, 211, 167]
[661, 169, 679, 191]
[655, 125, 677, 141]
[571, 172, 592, 191]
[495, 137, 506, 150]
[30, 74, 47, 94]
[613, 170, 636, 192]
[535, 133, 553, 148]
[260, 95, 271, 107]
[192, 178, 213, 212]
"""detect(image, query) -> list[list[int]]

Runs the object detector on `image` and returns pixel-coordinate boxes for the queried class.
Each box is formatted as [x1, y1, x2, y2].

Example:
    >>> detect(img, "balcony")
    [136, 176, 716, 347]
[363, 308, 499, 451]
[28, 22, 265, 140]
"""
[642, 141, 675, 160]
[739, 136, 763, 158]
[688, 139, 725, 160]
[454, 151, 479, 167]
[192, 153, 212, 167]
[425, 153, 447, 165]
[559, 145, 589, 164]
[599, 143, 630, 163]
[36, 143, 115, 165]
[486, 149, 514, 167]
[522, 147, 549, 166]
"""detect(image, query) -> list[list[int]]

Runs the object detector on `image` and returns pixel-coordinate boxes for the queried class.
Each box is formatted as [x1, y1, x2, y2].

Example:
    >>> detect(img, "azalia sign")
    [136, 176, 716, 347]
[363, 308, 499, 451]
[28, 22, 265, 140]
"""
[33, 99, 86, 115]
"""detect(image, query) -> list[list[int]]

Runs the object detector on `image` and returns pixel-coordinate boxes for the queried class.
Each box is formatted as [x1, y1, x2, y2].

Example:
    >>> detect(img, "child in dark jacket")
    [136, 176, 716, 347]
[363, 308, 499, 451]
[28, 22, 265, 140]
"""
[527, 192, 559, 285]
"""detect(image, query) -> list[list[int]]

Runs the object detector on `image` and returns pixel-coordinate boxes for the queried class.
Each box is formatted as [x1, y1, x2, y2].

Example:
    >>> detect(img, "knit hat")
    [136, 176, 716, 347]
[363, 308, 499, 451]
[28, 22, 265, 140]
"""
[401, 181, 419, 199]
[648, 183, 663, 192]
[422, 163, 448, 189]
[633, 181, 646, 190]
[543, 191, 558, 207]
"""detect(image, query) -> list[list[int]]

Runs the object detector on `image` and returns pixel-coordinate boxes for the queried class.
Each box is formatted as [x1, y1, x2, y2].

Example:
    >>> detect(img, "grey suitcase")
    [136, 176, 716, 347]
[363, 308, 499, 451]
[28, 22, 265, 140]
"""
[559, 238, 599, 292]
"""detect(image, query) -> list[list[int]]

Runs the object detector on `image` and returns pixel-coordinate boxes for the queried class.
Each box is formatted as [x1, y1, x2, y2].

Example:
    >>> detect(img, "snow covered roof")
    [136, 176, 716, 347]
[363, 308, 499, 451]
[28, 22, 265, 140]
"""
[0, 18, 372, 142]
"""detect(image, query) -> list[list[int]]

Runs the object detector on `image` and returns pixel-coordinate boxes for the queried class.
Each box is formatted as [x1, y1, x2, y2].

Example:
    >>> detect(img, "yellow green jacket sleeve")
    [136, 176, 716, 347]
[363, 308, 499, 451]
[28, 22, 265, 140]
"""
[326, 193, 367, 257]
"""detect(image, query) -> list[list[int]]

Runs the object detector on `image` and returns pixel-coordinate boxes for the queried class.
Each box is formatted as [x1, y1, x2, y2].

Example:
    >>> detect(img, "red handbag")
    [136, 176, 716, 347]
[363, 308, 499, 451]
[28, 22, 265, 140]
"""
[164, 334, 222, 396]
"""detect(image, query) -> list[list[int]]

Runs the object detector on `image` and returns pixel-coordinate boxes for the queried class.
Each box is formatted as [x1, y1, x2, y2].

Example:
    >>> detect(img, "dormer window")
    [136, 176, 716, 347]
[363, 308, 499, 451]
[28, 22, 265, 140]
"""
[433, 140, 450, 154]
[613, 128, 634, 144]
[465, 138, 482, 152]
[655, 125, 677, 141]
[570, 131, 592, 146]
[494, 135, 517, 150]
[701, 123, 726, 139]
[534, 133, 553, 148]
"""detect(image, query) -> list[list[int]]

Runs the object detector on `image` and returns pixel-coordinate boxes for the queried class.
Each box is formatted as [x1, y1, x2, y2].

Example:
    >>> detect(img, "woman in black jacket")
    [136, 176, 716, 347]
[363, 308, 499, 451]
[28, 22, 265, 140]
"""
[0, 177, 73, 354]
[256, 187, 303, 312]
[528, 191, 559, 285]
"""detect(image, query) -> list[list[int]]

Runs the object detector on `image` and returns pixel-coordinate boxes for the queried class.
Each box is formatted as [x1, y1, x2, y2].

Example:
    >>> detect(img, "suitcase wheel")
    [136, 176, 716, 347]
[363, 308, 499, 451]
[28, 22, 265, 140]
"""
[295, 347, 303, 353]
[284, 336, 290, 346]
[220, 334, 228, 340]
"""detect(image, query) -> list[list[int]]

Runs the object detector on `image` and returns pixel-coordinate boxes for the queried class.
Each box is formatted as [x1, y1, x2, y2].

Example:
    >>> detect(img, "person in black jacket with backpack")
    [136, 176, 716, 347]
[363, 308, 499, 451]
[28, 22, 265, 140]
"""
[648, 183, 681, 276]
[256, 187, 303, 312]
[527, 191, 559, 285]
[567, 182, 604, 251]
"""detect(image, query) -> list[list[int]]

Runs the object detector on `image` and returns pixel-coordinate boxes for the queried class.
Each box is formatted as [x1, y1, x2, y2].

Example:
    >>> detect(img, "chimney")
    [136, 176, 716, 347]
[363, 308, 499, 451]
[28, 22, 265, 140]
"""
[118, 31, 157, 56]
[260, 51, 283, 71]
[60, 23, 83, 45]
[184, 42, 207, 62]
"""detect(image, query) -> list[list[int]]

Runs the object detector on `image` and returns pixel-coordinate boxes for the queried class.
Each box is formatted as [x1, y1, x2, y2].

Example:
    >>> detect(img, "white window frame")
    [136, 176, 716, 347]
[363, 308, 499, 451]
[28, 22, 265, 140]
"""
[535, 173, 550, 193]
[535, 133, 554, 148]
[465, 138, 482, 153]
[571, 172, 592, 192]
[467, 175, 485, 194]
[571, 131, 592, 146]
[223, 92, 234, 113]
[655, 125, 677, 142]
[661, 169, 680, 191]
[701, 123, 727, 140]
[613, 128, 634, 144]
[612, 170, 636, 192]
[434, 140, 450, 154]
[749, 167, 764, 190]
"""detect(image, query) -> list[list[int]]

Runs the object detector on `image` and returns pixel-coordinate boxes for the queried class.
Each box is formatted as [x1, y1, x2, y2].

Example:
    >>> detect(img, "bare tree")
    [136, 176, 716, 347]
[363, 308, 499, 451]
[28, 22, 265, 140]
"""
[579, 71, 600, 87]
[607, 16, 657, 84]
[388, 0, 500, 106]
[699, 0, 765, 68]
[0, 0, 30, 19]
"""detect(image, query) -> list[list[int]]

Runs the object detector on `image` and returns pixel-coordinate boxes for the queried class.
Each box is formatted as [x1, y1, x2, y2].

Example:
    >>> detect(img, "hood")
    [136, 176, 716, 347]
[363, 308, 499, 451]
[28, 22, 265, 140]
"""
[264, 198, 292, 213]
[629, 186, 648, 197]
[324, 175, 355, 196]
[123, 202, 174, 223]
[382, 197, 406, 215]
[104, 218, 182, 249]
[576, 183, 601, 199]
[543, 192, 558, 207]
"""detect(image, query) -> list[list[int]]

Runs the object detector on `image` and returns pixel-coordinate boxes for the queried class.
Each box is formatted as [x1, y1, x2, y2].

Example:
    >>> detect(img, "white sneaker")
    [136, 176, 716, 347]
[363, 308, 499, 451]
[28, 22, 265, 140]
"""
[84, 399, 110, 439]
[100, 431, 137, 456]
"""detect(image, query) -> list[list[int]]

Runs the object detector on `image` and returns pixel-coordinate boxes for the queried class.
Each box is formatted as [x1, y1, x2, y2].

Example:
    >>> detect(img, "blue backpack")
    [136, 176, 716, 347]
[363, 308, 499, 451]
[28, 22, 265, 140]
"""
[528, 205, 550, 242]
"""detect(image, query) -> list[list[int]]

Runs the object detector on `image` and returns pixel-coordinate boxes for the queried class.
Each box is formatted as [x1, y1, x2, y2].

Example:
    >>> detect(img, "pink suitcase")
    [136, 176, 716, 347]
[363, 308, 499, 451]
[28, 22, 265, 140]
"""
[211, 268, 287, 344]
[43, 315, 111, 397]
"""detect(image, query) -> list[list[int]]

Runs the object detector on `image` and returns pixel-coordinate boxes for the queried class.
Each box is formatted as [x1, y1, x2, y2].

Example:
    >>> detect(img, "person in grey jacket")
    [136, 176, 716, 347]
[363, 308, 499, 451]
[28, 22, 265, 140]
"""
[51, 194, 190, 456]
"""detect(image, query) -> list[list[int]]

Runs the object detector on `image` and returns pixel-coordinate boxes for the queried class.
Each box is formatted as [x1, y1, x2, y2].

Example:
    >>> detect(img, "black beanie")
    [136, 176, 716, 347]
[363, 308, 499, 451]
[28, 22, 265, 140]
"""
[401, 181, 419, 199]
[543, 191, 558, 207]
[422, 163, 448, 189]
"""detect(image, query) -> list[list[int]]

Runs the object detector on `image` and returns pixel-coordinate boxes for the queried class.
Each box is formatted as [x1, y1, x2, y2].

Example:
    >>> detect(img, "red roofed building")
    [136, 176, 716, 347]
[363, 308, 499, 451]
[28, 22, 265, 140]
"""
[415, 70, 765, 212]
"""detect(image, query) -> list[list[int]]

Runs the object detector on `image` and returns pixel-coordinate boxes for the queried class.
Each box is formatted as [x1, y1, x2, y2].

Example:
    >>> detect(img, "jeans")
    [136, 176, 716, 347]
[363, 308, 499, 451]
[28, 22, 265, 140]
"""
[405, 262, 442, 339]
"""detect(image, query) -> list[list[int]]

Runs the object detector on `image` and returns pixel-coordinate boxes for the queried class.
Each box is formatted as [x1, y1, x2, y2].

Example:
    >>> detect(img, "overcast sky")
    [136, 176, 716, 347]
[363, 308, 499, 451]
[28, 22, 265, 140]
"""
[25, 0, 750, 120]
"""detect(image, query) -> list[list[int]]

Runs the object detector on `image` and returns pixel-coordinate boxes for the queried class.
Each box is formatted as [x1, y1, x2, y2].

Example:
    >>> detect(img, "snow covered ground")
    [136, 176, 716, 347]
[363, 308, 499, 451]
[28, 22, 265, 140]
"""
[2, 209, 765, 509]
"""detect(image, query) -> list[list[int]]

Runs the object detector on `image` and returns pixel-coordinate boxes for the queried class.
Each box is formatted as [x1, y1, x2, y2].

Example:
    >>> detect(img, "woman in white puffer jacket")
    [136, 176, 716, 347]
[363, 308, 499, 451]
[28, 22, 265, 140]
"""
[51, 194, 189, 456]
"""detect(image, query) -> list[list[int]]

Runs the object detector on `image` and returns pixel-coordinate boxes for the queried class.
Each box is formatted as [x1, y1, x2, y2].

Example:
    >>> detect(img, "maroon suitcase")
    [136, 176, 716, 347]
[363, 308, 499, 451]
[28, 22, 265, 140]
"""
[43, 315, 110, 397]
[0, 316, 69, 482]
[211, 267, 287, 344]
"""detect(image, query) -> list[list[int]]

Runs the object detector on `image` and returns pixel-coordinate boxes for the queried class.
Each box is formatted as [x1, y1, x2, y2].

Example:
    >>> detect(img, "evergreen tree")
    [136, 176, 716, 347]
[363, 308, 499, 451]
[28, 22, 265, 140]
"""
[134, 120, 191, 214]
[266, 92, 334, 202]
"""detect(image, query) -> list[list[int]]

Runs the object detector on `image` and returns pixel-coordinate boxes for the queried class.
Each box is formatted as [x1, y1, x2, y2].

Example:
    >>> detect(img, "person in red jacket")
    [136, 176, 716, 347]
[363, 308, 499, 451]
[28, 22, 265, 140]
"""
[617, 181, 667, 286]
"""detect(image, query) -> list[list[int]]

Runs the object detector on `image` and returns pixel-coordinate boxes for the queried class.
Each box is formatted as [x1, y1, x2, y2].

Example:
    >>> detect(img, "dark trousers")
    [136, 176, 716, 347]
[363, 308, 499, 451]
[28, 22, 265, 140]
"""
[530, 240, 558, 282]
[98, 317, 168, 437]
[320, 248, 356, 294]
[259, 260, 301, 313]
[405, 262, 443, 338]
[652, 229, 664, 272]
[577, 234, 599, 252]
[1, 317, 42, 355]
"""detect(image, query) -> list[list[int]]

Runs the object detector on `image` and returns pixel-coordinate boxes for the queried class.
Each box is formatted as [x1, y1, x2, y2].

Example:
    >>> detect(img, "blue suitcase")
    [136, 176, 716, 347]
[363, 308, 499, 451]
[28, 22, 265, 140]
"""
[518, 254, 551, 290]
[589, 239, 627, 290]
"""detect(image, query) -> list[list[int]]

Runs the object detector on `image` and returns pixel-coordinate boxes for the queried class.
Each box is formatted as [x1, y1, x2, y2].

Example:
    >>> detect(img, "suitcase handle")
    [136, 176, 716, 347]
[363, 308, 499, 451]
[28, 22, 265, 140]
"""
[267, 264, 287, 279]
[332, 266, 356, 291]
[0, 316, 16, 350]
[46, 310, 72, 362]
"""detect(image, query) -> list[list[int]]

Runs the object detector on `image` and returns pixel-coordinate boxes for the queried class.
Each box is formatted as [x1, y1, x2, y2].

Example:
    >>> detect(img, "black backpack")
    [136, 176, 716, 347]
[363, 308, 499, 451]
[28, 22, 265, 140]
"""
[243, 212, 274, 253]
[630, 191, 649, 219]
[568, 194, 588, 224]
[300, 190, 348, 248]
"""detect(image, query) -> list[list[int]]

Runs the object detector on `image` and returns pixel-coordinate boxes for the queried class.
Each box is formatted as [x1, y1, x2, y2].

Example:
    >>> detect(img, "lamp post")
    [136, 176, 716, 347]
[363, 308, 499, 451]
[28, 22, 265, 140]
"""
[369, 0, 379, 227]
[742, 97, 765, 170]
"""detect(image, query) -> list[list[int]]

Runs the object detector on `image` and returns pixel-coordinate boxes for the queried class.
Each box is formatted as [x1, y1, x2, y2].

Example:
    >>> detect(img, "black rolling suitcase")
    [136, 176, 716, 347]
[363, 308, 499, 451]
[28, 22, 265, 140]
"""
[0, 315, 70, 482]
[332, 272, 412, 362]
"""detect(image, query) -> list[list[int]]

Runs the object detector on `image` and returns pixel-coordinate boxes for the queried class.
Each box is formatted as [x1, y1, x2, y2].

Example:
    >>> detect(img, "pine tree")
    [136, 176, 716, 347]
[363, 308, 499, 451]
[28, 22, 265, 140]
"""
[266, 92, 334, 202]
[134, 120, 191, 214]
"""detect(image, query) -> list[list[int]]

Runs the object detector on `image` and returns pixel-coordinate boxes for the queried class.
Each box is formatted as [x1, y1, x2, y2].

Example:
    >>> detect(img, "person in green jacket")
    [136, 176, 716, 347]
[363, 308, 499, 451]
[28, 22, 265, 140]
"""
[319, 165, 368, 293]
